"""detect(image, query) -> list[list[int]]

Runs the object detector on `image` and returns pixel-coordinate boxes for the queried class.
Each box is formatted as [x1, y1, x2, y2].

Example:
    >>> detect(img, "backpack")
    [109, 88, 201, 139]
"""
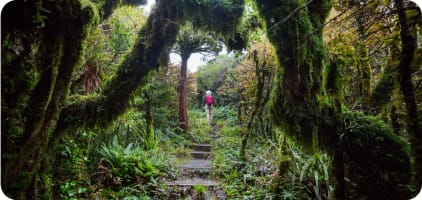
[206, 95, 213, 106]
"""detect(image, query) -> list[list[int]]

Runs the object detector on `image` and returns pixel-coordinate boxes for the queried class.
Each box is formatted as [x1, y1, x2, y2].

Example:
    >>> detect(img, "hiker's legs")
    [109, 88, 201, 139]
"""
[206, 106, 210, 123]
[209, 107, 213, 125]
[206, 106, 213, 125]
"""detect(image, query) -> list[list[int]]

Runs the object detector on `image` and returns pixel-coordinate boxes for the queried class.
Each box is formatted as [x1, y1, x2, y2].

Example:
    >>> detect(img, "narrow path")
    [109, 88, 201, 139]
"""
[166, 127, 224, 199]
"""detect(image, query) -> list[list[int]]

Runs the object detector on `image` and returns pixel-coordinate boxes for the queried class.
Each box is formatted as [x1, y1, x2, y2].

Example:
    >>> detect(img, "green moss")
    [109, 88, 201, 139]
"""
[226, 12, 261, 51]
[340, 111, 411, 199]
[370, 62, 398, 111]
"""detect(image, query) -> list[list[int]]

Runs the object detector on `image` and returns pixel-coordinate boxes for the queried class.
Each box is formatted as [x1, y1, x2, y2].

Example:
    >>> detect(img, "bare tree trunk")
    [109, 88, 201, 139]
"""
[179, 56, 189, 132]
[394, 0, 421, 187]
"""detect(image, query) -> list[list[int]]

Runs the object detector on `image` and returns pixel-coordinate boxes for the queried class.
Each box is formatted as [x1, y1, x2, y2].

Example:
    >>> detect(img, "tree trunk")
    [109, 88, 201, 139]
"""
[3, 1, 92, 197]
[355, 8, 372, 111]
[394, 0, 422, 187]
[179, 56, 189, 132]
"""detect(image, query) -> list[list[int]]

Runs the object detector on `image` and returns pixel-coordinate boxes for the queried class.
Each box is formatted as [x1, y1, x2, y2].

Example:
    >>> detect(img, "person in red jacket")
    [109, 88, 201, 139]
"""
[204, 90, 213, 125]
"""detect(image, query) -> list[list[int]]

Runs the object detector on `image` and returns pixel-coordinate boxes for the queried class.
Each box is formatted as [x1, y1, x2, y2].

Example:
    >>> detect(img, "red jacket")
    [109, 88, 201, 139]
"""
[205, 95, 213, 106]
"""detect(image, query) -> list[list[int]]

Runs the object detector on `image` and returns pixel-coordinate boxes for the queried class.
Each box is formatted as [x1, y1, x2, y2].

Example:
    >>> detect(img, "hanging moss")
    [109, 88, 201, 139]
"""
[227, 12, 261, 51]
[180, 0, 244, 37]
[177, 0, 246, 52]
[340, 111, 411, 199]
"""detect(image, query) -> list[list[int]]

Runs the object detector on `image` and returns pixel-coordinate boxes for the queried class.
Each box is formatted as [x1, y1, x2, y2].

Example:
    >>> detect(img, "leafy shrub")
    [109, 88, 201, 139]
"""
[95, 136, 163, 187]
[282, 143, 331, 200]
[213, 106, 237, 120]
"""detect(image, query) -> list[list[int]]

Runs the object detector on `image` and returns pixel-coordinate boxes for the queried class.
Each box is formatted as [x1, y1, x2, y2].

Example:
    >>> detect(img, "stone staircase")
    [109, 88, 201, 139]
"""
[166, 138, 225, 199]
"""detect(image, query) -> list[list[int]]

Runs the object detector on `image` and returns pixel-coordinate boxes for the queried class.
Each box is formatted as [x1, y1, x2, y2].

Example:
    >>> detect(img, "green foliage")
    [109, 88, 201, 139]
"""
[51, 131, 95, 199]
[281, 143, 331, 200]
[211, 121, 278, 199]
[195, 55, 239, 106]
[174, 23, 222, 59]
[59, 180, 88, 199]
[133, 121, 158, 151]
[146, 68, 179, 129]
[213, 106, 237, 120]
[188, 108, 213, 143]
[35, 173, 54, 200]
[193, 184, 207, 193]
[96, 136, 163, 186]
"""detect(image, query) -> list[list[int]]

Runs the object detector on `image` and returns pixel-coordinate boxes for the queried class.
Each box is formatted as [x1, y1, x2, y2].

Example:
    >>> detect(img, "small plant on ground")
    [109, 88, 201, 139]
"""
[193, 184, 207, 200]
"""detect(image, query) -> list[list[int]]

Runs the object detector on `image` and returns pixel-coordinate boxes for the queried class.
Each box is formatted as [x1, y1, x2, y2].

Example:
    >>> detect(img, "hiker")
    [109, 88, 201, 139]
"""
[204, 90, 213, 125]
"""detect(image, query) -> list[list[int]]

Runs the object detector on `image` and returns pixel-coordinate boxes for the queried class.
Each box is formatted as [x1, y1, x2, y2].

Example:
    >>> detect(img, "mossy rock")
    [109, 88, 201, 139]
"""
[340, 111, 411, 199]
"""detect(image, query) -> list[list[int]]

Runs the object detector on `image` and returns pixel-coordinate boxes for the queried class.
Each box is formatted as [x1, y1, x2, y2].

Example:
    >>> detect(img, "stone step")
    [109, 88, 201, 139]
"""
[209, 134, 220, 140]
[191, 151, 211, 159]
[179, 159, 211, 169]
[190, 144, 212, 152]
[179, 159, 211, 178]
[166, 177, 217, 187]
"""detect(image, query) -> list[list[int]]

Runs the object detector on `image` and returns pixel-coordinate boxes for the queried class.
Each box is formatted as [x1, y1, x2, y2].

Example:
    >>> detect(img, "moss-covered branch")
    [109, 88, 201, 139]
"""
[56, 0, 181, 133]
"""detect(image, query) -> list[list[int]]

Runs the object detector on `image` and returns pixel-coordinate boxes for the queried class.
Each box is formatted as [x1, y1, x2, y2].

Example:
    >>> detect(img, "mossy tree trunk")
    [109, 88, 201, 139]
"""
[257, 0, 331, 151]
[394, 0, 422, 187]
[356, 43, 372, 111]
[3, 1, 97, 197]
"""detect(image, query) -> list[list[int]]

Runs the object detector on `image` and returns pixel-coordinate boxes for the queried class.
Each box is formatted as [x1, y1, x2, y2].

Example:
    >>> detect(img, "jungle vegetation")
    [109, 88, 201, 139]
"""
[1, 0, 421, 199]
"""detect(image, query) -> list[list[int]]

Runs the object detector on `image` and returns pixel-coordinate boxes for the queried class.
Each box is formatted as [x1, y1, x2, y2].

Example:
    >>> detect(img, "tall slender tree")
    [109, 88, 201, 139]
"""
[394, 0, 421, 187]
[173, 24, 221, 132]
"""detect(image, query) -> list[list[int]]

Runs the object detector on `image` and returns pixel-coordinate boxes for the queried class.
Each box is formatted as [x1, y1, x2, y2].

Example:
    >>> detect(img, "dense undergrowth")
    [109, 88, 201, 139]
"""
[48, 105, 334, 199]
[210, 106, 333, 200]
